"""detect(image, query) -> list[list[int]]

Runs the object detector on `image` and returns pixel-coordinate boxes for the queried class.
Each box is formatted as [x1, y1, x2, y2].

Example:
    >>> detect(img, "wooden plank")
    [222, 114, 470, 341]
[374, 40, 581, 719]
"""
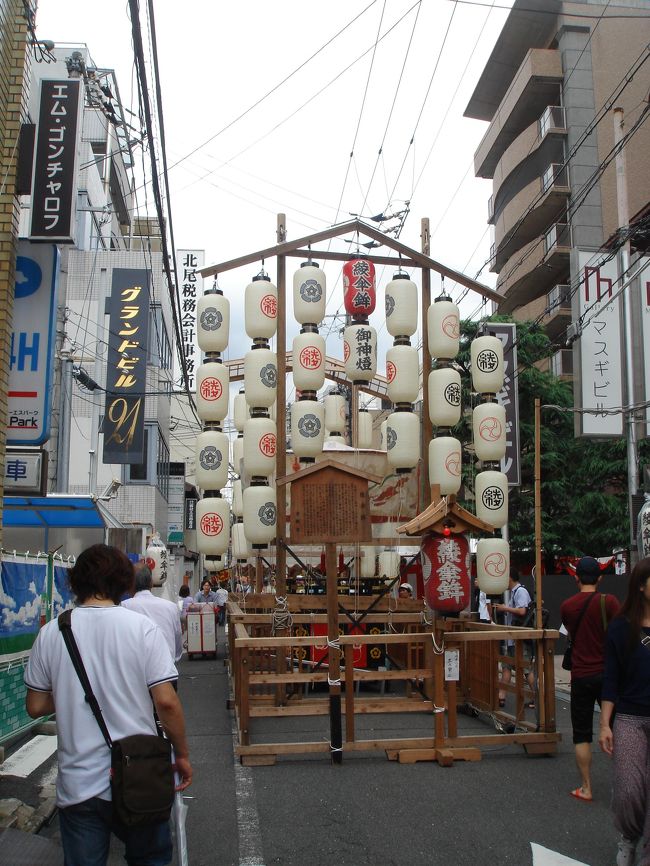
[523, 742, 558, 756]
[236, 741, 331, 756]
[248, 698, 434, 717]
[241, 755, 277, 766]
[398, 747, 482, 765]
[247, 667, 432, 685]
[445, 732, 560, 747]
[286, 248, 418, 267]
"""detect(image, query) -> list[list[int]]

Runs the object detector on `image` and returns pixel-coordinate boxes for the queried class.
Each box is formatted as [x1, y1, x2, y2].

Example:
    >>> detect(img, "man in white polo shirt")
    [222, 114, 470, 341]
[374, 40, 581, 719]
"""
[122, 563, 183, 663]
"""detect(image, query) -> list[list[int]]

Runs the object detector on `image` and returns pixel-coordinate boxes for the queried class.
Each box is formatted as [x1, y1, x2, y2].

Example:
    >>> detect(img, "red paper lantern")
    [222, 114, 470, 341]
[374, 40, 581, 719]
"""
[343, 259, 376, 317]
[421, 532, 471, 613]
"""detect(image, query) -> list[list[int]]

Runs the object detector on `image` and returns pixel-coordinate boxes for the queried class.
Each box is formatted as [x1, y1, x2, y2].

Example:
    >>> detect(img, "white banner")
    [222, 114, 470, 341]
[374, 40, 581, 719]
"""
[175, 250, 204, 392]
[578, 251, 623, 437]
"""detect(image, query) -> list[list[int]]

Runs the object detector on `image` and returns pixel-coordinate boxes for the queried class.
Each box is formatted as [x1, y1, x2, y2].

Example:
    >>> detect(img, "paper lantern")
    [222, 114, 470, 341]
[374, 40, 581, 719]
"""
[472, 402, 506, 462]
[232, 521, 251, 560]
[197, 289, 229, 353]
[243, 416, 277, 477]
[428, 436, 462, 495]
[386, 344, 419, 404]
[232, 436, 244, 475]
[232, 479, 243, 517]
[325, 393, 346, 433]
[359, 545, 376, 578]
[357, 409, 373, 449]
[196, 496, 231, 556]
[385, 273, 417, 337]
[292, 330, 325, 392]
[427, 295, 459, 360]
[476, 537, 509, 595]
[243, 484, 277, 548]
[144, 538, 168, 587]
[291, 400, 324, 459]
[195, 429, 229, 492]
[196, 358, 229, 421]
[475, 470, 508, 528]
[471, 335, 504, 395]
[233, 390, 249, 432]
[244, 347, 277, 408]
[343, 323, 377, 383]
[245, 274, 277, 339]
[428, 367, 462, 427]
[386, 411, 419, 472]
[421, 532, 471, 613]
[293, 261, 326, 325]
[342, 258, 376, 317]
[378, 550, 399, 579]
[380, 419, 387, 450]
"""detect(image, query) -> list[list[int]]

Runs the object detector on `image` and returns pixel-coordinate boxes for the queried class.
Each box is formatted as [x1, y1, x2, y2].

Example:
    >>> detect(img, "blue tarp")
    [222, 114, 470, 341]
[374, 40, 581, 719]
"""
[3, 496, 106, 529]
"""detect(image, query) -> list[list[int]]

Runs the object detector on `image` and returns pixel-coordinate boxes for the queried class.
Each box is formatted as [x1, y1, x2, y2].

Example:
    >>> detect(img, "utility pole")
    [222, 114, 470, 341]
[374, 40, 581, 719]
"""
[614, 106, 639, 566]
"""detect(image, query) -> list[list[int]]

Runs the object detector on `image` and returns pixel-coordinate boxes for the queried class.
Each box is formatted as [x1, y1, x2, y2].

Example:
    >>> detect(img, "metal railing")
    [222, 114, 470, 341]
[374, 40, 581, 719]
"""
[539, 105, 566, 139]
[547, 283, 571, 313]
[544, 222, 570, 254]
[541, 163, 569, 194]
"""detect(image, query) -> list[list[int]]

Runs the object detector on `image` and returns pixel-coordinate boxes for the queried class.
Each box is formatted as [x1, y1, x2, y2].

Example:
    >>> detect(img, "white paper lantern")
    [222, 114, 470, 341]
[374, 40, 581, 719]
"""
[472, 402, 507, 462]
[386, 344, 419, 404]
[144, 539, 168, 587]
[244, 347, 277, 408]
[357, 409, 373, 449]
[343, 323, 377, 383]
[378, 550, 400, 579]
[471, 336, 504, 395]
[195, 429, 229, 491]
[293, 261, 326, 325]
[245, 275, 277, 339]
[359, 544, 376, 578]
[476, 537, 509, 595]
[427, 295, 460, 360]
[292, 330, 326, 392]
[428, 367, 462, 427]
[232, 521, 251, 560]
[243, 485, 277, 547]
[385, 273, 417, 337]
[428, 436, 462, 495]
[325, 393, 346, 433]
[196, 496, 231, 556]
[233, 390, 249, 432]
[243, 416, 277, 477]
[291, 400, 324, 459]
[196, 359, 229, 421]
[232, 479, 243, 517]
[380, 419, 388, 450]
[197, 290, 230, 353]
[386, 411, 420, 472]
[475, 470, 508, 528]
[232, 436, 244, 475]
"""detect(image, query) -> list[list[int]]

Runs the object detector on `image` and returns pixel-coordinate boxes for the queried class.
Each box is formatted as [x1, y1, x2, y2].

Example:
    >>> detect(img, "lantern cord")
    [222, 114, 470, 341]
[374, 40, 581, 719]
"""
[431, 632, 444, 655]
[327, 637, 341, 651]
[421, 607, 433, 627]
[329, 743, 343, 753]
[432, 705, 446, 714]
[271, 596, 293, 636]
[327, 675, 342, 687]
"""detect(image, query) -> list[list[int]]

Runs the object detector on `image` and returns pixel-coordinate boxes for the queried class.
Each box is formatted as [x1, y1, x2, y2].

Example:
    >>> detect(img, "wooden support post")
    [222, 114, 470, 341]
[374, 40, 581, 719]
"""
[255, 554, 263, 593]
[326, 542, 343, 764]
[432, 632, 446, 748]
[240, 648, 250, 747]
[421, 218, 432, 508]
[344, 644, 355, 743]
[351, 383, 359, 448]
[276, 214, 287, 596]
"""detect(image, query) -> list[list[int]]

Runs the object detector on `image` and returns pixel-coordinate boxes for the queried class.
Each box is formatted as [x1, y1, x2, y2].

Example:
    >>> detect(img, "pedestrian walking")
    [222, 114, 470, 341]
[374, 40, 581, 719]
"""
[24, 544, 192, 866]
[194, 579, 217, 604]
[214, 582, 229, 626]
[599, 557, 650, 866]
[122, 562, 183, 662]
[561, 555, 619, 802]
[494, 568, 535, 708]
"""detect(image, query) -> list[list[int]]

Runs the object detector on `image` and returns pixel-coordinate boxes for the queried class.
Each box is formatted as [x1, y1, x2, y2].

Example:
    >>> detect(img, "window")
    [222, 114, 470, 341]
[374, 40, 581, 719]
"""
[126, 424, 170, 499]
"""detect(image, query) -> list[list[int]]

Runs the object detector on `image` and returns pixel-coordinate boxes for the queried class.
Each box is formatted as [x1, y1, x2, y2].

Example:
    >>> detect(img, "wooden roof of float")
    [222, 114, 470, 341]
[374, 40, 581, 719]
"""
[276, 457, 382, 487]
[398, 486, 495, 537]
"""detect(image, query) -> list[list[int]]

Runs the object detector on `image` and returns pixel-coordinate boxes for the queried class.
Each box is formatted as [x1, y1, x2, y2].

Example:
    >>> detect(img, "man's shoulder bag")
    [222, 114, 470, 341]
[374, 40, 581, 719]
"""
[562, 593, 603, 671]
[58, 609, 174, 827]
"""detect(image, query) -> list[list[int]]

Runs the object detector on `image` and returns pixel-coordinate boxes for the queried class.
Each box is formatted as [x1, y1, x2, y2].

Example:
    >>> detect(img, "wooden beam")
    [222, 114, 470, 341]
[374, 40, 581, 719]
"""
[286, 248, 418, 268]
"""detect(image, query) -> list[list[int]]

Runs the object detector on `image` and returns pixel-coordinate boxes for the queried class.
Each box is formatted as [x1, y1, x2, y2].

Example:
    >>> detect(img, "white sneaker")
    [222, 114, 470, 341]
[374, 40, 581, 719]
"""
[616, 836, 636, 866]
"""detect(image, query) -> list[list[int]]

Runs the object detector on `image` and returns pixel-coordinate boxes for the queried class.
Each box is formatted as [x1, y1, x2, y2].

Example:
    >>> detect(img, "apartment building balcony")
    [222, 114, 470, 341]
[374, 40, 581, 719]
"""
[490, 163, 570, 272]
[550, 348, 573, 380]
[473, 49, 563, 179]
[497, 222, 570, 314]
[542, 283, 572, 341]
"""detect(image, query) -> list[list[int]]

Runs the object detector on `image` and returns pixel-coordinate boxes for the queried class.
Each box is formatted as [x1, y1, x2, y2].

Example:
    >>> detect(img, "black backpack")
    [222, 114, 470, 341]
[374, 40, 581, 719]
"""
[512, 585, 549, 628]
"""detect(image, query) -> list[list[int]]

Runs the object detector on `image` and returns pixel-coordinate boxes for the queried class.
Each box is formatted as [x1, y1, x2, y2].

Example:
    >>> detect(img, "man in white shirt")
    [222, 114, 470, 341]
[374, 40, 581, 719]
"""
[214, 582, 229, 626]
[122, 563, 183, 663]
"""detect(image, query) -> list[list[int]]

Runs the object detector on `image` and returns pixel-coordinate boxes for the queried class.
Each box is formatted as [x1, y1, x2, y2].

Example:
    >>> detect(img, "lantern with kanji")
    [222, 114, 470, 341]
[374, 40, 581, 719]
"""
[343, 258, 376, 317]
[196, 357, 229, 421]
[293, 328, 325, 392]
[245, 274, 277, 339]
[471, 335, 504, 396]
[343, 323, 377, 383]
[243, 413, 277, 477]
[421, 532, 471, 614]
[196, 496, 231, 556]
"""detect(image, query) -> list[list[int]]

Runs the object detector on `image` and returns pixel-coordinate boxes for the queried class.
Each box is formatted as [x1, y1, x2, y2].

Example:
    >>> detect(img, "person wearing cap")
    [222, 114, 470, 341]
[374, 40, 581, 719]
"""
[398, 583, 413, 599]
[561, 555, 620, 802]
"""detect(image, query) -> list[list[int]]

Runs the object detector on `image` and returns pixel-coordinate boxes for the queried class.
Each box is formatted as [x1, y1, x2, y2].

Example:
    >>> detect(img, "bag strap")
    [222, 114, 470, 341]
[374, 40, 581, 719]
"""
[569, 593, 598, 643]
[58, 610, 113, 750]
[600, 593, 608, 631]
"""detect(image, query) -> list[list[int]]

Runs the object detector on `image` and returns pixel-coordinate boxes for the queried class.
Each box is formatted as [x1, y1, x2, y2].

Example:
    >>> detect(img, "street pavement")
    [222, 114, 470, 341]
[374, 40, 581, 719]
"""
[0, 637, 623, 866]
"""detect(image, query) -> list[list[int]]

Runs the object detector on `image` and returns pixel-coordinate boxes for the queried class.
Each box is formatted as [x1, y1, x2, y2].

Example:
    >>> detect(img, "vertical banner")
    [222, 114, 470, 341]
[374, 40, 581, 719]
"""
[577, 252, 623, 437]
[103, 269, 150, 463]
[640, 257, 650, 433]
[30, 79, 81, 243]
[167, 462, 186, 545]
[489, 323, 520, 487]
[175, 250, 204, 391]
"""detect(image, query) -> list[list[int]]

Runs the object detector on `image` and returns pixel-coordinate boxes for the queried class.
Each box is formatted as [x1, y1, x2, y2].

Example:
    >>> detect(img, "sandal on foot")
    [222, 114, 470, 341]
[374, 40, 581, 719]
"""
[569, 788, 592, 802]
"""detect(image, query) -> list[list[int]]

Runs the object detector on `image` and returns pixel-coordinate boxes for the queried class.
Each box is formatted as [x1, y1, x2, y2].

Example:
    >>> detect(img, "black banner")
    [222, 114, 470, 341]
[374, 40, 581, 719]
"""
[30, 79, 81, 243]
[103, 269, 150, 464]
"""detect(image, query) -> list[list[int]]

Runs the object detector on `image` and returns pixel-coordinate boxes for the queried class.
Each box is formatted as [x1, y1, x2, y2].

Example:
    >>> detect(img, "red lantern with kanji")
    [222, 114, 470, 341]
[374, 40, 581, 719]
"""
[343, 259, 376, 317]
[421, 531, 471, 614]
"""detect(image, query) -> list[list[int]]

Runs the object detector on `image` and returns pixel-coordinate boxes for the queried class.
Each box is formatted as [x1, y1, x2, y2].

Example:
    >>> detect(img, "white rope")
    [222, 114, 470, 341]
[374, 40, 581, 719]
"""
[431, 632, 445, 655]
[327, 675, 342, 687]
[270, 596, 293, 635]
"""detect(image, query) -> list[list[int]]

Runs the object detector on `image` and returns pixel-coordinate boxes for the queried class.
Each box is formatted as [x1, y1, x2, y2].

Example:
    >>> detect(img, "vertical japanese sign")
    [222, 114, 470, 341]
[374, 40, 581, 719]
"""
[488, 323, 520, 487]
[175, 249, 204, 391]
[640, 257, 650, 433]
[8, 242, 59, 445]
[421, 532, 471, 614]
[103, 269, 150, 463]
[577, 252, 623, 437]
[30, 79, 81, 243]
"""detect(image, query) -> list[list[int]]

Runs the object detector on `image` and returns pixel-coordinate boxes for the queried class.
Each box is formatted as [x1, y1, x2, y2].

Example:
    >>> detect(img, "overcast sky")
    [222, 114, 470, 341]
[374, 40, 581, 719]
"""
[34, 0, 513, 393]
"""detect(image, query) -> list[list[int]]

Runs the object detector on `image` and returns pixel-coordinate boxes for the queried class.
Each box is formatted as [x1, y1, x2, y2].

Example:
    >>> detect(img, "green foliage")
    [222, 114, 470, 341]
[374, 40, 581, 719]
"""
[454, 315, 648, 558]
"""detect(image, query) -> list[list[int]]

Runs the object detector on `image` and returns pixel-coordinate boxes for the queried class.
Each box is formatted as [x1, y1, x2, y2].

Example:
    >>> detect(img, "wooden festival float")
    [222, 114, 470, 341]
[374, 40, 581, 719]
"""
[192, 216, 560, 765]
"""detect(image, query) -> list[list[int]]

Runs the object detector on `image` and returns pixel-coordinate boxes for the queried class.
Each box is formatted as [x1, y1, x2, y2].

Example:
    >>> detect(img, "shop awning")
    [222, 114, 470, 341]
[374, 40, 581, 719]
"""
[3, 496, 124, 529]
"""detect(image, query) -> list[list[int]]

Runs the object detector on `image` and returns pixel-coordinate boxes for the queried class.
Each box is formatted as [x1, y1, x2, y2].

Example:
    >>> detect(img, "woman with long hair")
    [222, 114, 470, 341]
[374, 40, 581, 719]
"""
[599, 557, 650, 866]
